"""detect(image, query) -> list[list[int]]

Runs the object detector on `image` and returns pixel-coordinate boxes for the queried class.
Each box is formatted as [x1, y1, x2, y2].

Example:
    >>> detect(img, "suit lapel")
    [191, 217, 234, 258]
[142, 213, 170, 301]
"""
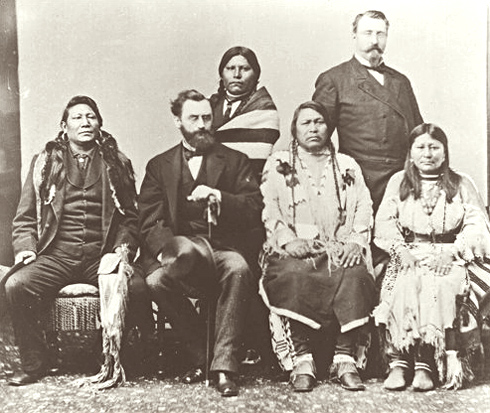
[351, 58, 406, 119]
[51, 181, 65, 223]
[162, 146, 182, 225]
[383, 71, 403, 105]
[205, 146, 226, 189]
[212, 97, 226, 129]
[83, 148, 102, 189]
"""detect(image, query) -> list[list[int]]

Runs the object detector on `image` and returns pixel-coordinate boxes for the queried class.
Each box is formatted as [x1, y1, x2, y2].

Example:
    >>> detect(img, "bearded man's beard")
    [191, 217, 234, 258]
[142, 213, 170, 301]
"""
[181, 128, 216, 153]
[367, 46, 384, 67]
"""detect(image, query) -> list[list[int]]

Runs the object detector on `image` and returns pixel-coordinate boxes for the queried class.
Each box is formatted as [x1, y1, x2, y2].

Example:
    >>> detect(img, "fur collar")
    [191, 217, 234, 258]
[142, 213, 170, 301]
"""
[34, 131, 136, 214]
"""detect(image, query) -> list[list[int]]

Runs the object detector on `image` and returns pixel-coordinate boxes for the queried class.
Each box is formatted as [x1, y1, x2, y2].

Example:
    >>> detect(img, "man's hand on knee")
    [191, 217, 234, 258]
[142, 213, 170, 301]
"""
[15, 251, 37, 265]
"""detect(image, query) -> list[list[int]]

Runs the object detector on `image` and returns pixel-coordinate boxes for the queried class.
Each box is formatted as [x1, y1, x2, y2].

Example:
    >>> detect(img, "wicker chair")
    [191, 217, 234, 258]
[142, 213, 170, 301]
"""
[45, 283, 102, 370]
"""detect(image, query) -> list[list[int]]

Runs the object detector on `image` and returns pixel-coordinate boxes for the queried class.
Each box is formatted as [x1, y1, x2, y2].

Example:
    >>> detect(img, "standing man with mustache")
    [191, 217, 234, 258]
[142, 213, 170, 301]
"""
[313, 10, 423, 213]
[138, 90, 261, 397]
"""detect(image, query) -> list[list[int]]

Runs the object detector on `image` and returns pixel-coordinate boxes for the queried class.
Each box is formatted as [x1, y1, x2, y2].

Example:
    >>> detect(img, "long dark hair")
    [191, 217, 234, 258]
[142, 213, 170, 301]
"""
[39, 96, 135, 206]
[61, 95, 103, 126]
[289, 101, 345, 234]
[400, 123, 461, 202]
[217, 46, 260, 95]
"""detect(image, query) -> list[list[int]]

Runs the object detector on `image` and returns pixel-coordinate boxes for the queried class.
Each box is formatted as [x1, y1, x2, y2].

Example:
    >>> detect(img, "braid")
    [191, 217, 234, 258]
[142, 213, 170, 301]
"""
[37, 129, 135, 209]
[331, 155, 342, 212]
[290, 138, 298, 235]
[98, 130, 136, 207]
[330, 143, 346, 237]
[40, 131, 67, 202]
[217, 80, 226, 96]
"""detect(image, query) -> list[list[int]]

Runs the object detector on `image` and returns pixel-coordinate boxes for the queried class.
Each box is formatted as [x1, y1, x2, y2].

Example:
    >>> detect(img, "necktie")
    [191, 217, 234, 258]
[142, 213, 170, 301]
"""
[183, 147, 202, 161]
[363, 63, 386, 73]
[74, 153, 89, 171]
[223, 99, 233, 123]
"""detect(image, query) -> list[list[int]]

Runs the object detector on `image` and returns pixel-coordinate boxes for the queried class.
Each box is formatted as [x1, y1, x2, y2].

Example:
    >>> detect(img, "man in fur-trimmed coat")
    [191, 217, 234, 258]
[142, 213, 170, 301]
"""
[5, 95, 152, 386]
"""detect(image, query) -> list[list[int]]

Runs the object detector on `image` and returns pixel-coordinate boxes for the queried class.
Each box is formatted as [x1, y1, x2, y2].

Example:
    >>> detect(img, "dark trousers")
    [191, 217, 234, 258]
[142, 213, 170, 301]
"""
[5, 254, 153, 373]
[355, 158, 404, 213]
[146, 236, 253, 374]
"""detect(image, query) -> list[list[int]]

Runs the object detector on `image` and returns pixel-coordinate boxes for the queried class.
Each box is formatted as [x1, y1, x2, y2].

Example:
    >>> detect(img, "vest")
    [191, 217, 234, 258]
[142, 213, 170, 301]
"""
[47, 149, 103, 259]
[177, 157, 208, 236]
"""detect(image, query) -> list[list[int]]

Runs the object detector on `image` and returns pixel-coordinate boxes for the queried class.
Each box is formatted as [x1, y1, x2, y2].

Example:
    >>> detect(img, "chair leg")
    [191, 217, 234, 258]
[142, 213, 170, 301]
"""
[205, 299, 211, 386]
[45, 330, 60, 371]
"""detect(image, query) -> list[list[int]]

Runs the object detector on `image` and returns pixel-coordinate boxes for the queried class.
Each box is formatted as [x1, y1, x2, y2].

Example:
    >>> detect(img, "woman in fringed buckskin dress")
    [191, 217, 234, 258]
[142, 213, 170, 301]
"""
[259, 101, 376, 392]
[374, 123, 490, 391]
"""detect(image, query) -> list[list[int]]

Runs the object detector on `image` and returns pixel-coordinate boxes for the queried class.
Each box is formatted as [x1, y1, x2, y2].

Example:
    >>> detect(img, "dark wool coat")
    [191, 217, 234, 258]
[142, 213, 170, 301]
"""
[12, 150, 138, 258]
[138, 142, 263, 275]
[313, 57, 423, 208]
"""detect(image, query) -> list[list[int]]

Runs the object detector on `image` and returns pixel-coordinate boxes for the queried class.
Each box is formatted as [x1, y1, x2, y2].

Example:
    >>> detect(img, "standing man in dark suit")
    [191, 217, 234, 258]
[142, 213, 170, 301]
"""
[313, 10, 423, 212]
[6, 95, 153, 386]
[139, 90, 261, 397]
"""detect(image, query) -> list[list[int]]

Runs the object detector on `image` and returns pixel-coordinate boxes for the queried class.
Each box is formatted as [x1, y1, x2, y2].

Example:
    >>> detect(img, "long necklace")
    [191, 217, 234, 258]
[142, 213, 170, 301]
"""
[419, 176, 447, 241]
[296, 149, 341, 241]
[420, 178, 442, 216]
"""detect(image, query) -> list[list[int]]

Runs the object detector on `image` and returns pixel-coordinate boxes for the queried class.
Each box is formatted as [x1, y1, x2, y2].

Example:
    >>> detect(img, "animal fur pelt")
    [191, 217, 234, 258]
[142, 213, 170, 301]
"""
[72, 244, 132, 390]
[34, 130, 136, 214]
[90, 244, 133, 389]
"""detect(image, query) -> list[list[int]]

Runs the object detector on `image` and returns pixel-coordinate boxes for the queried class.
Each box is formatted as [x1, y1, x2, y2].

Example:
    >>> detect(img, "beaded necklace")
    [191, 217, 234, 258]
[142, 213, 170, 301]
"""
[418, 173, 446, 241]
[419, 173, 441, 216]
[289, 139, 347, 236]
[294, 145, 345, 239]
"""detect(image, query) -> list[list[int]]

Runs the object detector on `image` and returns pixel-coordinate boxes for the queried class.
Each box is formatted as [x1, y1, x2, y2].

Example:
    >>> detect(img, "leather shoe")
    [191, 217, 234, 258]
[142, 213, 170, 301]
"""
[292, 374, 316, 392]
[8, 371, 44, 386]
[181, 367, 205, 384]
[217, 372, 238, 397]
[339, 372, 365, 391]
[241, 348, 262, 365]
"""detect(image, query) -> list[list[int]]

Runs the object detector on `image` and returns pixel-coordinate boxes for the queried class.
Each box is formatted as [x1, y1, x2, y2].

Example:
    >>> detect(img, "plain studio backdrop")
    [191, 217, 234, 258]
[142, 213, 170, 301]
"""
[15, 0, 488, 199]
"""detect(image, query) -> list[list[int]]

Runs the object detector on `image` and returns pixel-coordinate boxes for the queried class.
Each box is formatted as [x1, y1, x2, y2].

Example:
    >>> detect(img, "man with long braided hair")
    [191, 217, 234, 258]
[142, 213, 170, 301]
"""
[259, 101, 376, 392]
[5, 95, 153, 386]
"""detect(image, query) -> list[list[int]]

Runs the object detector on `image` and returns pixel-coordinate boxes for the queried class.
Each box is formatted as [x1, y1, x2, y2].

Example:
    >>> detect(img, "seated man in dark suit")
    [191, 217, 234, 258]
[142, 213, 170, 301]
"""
[6, 95, 153, 386]
[139, 89, 262, 397]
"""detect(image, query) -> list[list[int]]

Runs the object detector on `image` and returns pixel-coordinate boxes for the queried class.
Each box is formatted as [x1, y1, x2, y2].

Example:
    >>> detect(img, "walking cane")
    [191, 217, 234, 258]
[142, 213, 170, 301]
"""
[205, 194, 219, 387]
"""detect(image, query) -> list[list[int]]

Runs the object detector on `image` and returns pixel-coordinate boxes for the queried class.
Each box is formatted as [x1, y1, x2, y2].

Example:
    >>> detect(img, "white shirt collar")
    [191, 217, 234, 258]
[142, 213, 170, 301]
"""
[182, 138, 198, 153]
[354, 53, 384, 69]
[354, 54, 385, 85]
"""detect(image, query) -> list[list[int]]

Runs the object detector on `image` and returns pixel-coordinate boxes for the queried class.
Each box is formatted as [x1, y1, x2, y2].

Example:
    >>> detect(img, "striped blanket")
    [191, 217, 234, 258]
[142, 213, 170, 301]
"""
[211, 87, 280, 177]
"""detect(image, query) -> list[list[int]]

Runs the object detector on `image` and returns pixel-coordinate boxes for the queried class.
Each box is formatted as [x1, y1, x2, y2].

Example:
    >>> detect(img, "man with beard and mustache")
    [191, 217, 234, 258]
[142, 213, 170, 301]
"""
[313, 10, 423, 213]
[138, 89, 262, 397]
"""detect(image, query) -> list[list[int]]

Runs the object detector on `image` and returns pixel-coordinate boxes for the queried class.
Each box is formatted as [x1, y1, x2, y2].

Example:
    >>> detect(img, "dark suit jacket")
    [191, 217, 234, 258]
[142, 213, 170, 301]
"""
[313, 57, 423, 163]
[138, 142, 263, 275]
[12, 153, 138, 258]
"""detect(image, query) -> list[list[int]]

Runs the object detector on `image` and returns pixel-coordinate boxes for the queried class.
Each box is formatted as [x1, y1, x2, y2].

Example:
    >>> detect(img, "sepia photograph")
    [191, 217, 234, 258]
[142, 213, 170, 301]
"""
[0, 0, 489, 411]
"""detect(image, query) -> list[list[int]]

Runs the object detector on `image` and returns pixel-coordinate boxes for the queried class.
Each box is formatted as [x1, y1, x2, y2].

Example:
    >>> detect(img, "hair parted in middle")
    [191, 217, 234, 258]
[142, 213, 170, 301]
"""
[290, 100, 333, 144]
[287, 101, 348, 234]
[217, 46, 261, 95]
[399, 122, 461, 202]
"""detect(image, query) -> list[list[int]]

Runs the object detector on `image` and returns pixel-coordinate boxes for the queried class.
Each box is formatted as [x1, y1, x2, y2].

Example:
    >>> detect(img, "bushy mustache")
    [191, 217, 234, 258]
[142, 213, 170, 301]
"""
[367, 45, 383, 54]
[182, 128, 216, 152]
